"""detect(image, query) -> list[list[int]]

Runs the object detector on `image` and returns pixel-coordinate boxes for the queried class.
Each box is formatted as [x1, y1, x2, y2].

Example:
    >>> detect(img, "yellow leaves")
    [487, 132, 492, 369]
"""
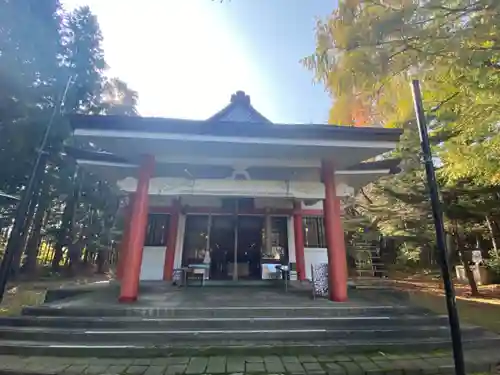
[328, 95, 355, 125]
[481, 40, 495, 49]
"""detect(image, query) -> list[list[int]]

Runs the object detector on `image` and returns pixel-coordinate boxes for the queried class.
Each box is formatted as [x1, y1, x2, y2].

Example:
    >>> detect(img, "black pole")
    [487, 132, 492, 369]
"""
[0, 76, 74, 303]
[410, 79, 465, 375]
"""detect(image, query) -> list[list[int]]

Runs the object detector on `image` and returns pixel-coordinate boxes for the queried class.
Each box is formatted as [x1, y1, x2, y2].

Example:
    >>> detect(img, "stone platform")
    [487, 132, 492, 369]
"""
[0, 282, 499, 360]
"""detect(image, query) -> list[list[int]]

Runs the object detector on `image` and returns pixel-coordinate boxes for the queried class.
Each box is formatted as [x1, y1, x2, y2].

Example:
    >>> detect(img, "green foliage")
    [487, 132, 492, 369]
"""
[306, 0, 500, 274]
[0, 1, 138, 272]
[486, 250, 500, 276]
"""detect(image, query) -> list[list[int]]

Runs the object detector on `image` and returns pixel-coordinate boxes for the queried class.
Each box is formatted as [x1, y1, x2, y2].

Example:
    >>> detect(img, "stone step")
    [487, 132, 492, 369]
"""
[22, 305, 430, 318]
[0, 325, 492, 343]
[0, 336, 498, 358]
[0, 315, 451, 330]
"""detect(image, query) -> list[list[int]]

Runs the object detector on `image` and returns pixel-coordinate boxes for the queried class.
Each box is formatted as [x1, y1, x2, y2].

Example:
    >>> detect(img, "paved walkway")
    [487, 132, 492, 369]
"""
[0, 350, 498, 375]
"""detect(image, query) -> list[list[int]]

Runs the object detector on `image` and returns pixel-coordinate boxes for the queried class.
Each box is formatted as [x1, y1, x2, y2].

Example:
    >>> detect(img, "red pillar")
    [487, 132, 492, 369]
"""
[293, 201, 306, 281]
[119, 155, 155, 303]
[117, 194, 134, 280]
[163, 200, 180, 281]
[322, 160, 348, 302]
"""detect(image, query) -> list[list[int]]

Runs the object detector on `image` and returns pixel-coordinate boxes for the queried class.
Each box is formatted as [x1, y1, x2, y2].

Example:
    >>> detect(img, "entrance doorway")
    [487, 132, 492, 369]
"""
[209, 216, 235, 280]
[181, 214, 288, 280]
[236, 216, 264, 280]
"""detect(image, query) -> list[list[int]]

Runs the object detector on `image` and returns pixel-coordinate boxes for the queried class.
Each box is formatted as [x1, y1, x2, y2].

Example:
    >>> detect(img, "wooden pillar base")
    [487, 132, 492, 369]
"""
[118, 296, 137, 303]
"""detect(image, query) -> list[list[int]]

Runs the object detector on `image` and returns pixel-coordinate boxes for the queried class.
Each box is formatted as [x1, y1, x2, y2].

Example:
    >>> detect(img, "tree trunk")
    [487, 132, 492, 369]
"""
[485, 216, 498, 254]
[83, 246, 90, 264]
[10, 188, 39, 278]
[52, 167, 80, 271]
[52, 202, 71, 271]
[453, 224, 480, 296]
[96, 250, 107, 274]
[23, 181, 50, 275]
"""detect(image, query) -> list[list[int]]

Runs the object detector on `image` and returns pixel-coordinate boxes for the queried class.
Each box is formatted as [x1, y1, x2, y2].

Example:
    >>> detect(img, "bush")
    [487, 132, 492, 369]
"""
[485, 249, 500, 276]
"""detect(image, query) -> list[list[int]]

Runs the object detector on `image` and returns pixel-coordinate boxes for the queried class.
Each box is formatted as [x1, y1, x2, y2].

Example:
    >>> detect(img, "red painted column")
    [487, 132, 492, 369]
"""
[322, 160, 348, 302]
[117, 194, 134, 280]
[119, 155, 155, 303]
[163, 199, 180, 281]
[293, 201, 306, 281]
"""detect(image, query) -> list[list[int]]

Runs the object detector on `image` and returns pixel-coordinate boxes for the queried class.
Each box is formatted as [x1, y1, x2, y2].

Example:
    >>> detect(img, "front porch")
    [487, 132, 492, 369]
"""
[40, 281, 369, 310]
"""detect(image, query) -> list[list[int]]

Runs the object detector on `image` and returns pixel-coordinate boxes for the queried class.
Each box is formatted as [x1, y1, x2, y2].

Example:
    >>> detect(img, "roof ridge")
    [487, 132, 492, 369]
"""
[207, 91, 271, 123]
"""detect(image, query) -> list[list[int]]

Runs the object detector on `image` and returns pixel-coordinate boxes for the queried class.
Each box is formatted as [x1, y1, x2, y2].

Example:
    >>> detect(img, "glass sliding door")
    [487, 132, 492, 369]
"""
[209, 215, 235, 280]
[237, 216, 264, 280]
[261, 216, 289, 279]
[181, 215, 209, 266]
[181, 213, 290, 281]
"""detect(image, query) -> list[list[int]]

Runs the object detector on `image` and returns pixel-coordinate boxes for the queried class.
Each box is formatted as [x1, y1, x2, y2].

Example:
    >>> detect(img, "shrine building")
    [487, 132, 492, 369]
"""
[67, 91, 402, 303]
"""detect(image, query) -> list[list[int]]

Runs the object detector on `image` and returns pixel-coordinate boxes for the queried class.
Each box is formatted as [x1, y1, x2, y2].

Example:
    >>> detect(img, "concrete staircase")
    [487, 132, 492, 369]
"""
[0, 288, 498, 357]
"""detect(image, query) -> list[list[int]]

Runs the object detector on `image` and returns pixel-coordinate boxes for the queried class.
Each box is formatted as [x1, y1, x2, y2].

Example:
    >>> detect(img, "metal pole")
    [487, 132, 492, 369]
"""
[410, 79, 465, 375]
[0, 76, 75, 303]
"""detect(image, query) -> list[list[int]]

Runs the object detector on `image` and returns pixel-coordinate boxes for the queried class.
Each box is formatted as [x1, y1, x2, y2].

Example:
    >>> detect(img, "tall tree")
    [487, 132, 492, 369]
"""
[0, 3, 138, 278]
[304, 0, 500, 289]
[102, 78, 139, 116]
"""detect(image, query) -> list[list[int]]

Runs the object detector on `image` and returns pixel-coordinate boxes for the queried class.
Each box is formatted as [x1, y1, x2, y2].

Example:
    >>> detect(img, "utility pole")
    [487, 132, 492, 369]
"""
[410, 79, 465, 375]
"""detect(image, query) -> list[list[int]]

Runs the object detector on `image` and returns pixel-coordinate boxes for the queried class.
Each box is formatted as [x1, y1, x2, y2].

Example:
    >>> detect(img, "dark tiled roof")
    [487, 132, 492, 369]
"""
[68, 91, 403, 143]
[207, 91, 271, 123]
[69, 115, 402, 143]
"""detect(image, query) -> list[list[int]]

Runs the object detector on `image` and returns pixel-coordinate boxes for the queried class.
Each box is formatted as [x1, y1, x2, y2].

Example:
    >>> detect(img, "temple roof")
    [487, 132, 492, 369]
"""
[68, 90, 402, 143]
[207, 91, 271, 123]
[68, 115, 402, 143]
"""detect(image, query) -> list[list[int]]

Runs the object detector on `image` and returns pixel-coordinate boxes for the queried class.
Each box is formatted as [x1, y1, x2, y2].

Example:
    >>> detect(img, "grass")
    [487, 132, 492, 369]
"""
[0, 286, 46, 316]
[0, 273, 111, 316]
[407, 290, 500, 333]
[388, 272, 500, 332]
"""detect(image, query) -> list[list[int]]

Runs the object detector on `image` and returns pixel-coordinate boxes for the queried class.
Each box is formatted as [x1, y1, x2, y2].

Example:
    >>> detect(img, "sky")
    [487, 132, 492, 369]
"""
[60, 0, 335, 124]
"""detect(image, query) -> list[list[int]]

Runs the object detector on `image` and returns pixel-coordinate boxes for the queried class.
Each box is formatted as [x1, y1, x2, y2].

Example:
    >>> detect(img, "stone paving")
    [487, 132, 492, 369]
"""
[0, 350, 498, 375]
[44, 283, 371, 309]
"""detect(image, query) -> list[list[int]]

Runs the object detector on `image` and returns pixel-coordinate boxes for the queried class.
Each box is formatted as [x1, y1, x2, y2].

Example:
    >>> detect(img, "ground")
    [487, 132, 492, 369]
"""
[0, 274, 110, 316]
[1, 273, 500, 374]
[0, 349, 498, 375]
[386, 272, 500, 333]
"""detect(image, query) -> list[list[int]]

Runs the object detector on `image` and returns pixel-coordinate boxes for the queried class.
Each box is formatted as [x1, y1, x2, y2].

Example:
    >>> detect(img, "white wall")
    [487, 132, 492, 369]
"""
[140, 246, 166, 280]
[118, 177, 339, 199]
[304, 247, 329, 280]
[301, 201, 323, 210]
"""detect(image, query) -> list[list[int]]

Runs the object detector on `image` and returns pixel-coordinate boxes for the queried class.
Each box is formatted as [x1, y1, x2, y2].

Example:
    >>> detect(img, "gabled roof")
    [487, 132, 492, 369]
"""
[69, 114, 402, 143]
[68, 89, 403, 143]
[207, 91, 271, 123]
